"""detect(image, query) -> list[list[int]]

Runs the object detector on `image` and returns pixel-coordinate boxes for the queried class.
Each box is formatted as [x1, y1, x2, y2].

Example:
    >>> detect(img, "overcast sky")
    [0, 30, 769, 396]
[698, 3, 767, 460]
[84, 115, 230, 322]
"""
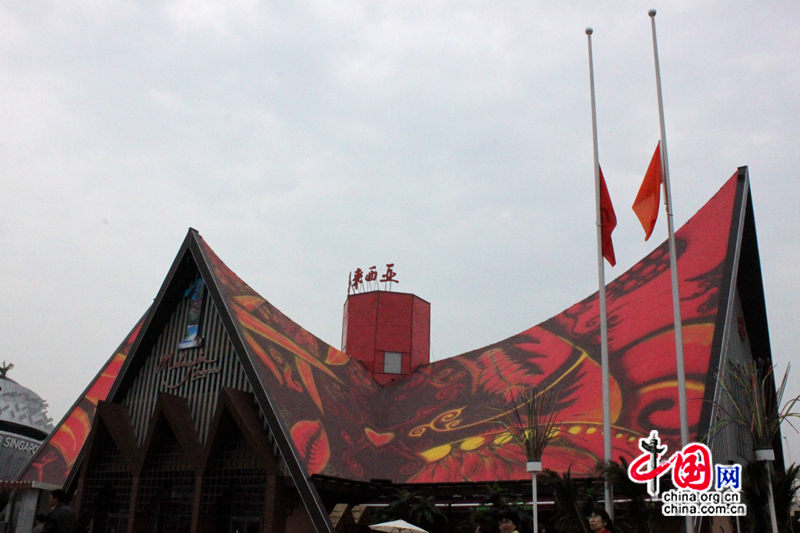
[2, 1, 799, 458]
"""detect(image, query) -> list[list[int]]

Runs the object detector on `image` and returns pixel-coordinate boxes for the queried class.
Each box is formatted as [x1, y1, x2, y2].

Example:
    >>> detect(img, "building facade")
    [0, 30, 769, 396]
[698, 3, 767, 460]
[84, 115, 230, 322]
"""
[0, 372, 53, 481]
[10, 168, 779, 533]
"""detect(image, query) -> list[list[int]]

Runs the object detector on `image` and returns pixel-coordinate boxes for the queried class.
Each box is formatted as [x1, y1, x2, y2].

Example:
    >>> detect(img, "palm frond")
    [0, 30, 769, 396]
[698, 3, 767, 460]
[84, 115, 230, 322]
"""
[493, 385, 565, 461]
[705, 361, 800, 450]
[541, 468, 591, 533]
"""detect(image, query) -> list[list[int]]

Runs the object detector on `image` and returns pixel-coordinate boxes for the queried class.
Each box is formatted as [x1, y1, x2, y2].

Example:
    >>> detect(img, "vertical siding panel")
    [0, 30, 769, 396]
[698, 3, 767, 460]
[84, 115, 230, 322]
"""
[201, 299, 220, 442]
[120, 275, 266, 449]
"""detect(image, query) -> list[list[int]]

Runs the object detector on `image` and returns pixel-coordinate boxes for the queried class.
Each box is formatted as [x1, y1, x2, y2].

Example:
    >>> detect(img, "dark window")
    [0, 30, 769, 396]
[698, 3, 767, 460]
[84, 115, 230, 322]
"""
[201, 419, 268, 533]
[137, 426, 195, 533]
[79, 426, 132, 533]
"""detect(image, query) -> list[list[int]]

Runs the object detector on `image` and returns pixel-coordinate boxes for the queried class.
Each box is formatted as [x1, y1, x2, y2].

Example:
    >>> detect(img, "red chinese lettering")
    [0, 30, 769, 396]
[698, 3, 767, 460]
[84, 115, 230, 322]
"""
[352, 268, 364, 290]
[351, 264, 398, 289]
[381, 263, 398, 284]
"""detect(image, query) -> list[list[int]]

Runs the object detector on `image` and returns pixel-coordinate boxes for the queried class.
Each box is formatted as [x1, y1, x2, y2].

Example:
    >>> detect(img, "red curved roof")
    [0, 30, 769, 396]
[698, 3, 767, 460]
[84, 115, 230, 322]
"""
[201, 172, 741, 482]
[20, 172, 744, 487]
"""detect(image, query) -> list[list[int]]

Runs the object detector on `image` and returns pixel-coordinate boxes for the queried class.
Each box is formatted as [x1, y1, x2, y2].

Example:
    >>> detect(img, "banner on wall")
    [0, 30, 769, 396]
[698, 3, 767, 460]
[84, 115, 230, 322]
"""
[178, 278, 206, 350]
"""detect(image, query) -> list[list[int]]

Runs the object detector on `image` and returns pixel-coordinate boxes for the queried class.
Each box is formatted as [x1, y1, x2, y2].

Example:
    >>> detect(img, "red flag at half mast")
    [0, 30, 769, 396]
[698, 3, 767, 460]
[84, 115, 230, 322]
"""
[633, 143, 663, 240]
[599, 166, 617, 266]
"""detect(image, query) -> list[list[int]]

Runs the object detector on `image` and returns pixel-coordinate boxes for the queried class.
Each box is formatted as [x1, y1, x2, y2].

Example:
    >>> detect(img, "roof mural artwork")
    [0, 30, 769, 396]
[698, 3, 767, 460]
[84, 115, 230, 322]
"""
[17, 318, 144, 486]
[201, 172, 741, 483]
[17, 171, 744, 493]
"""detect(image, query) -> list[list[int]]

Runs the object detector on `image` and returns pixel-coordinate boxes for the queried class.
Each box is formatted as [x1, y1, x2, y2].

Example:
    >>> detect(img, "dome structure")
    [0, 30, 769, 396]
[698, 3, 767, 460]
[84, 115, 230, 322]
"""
[0, 367, 53, 480]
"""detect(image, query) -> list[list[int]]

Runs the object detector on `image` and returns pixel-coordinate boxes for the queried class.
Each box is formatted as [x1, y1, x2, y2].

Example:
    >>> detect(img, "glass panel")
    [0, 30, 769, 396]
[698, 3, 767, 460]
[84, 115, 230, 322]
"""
[384, 352, 402, 374]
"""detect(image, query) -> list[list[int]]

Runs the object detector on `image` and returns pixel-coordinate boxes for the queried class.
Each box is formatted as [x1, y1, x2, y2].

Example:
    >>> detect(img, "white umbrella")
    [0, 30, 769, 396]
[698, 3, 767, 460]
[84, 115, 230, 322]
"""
[368, 519, 430, 533]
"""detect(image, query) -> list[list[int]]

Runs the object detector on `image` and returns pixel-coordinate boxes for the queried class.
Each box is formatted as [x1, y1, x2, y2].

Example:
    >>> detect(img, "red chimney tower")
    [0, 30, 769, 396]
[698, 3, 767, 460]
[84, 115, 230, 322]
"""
[342, 291, 430, 385]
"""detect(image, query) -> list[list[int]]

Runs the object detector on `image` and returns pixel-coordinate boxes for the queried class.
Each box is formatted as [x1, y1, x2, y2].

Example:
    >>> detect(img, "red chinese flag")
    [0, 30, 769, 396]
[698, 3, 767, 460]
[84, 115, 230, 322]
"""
[633, 143, 663, 240]
[599, 166, 617, 266]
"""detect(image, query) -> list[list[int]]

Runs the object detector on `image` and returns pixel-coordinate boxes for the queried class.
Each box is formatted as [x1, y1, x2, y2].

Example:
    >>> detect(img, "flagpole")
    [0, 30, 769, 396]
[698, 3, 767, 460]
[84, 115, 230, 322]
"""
[586, 27, 614, 519]
[649, 10, 694, 533]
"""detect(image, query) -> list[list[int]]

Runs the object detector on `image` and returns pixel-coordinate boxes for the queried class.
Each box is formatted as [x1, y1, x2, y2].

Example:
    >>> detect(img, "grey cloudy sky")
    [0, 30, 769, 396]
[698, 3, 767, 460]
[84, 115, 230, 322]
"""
[2, 1, 799, 456]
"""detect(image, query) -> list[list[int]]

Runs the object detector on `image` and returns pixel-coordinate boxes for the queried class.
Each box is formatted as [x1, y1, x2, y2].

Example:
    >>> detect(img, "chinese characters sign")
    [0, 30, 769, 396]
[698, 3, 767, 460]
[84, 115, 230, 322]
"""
[350, 264, 398, 293]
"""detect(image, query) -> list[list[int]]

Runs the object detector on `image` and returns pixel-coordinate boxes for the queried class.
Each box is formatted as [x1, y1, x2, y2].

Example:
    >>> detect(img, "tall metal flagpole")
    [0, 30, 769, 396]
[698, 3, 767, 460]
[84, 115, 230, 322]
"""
[586, 27, 614, 519]
[649, 10, 694, 533]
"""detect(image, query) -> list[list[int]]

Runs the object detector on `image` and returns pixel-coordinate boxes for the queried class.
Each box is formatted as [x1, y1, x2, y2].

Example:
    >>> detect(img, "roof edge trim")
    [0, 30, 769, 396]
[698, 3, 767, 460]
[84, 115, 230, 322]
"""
[700, 167, 750, 441]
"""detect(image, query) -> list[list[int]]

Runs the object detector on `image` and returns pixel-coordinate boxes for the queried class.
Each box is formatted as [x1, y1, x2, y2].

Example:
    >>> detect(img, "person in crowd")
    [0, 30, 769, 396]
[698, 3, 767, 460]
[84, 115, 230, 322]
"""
[498, 513, 519, 533]
[474, 512, 520, 533]
[43, 490, 77, 533]
[588, 506, 615, 533]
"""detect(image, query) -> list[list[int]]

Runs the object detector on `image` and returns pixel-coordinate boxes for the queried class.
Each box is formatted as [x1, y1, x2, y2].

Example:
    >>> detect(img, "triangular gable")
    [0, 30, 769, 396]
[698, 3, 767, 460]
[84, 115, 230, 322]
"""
[739, 170, 784, 469]
[735, 176, 773, 373]
[81, 402, 141, 475]
[702, 168, 783, 467]
[200, 387, 283, 476]
[138, 393, 203, 473]
[202, 171, 749, 484]
[16, 317, 144, 486]
[78, 230, 337, 533]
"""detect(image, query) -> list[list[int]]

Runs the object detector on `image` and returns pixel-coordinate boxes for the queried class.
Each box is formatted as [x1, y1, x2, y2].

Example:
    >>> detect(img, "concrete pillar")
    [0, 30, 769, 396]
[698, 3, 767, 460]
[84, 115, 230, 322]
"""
[13, 489, 40, 533]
